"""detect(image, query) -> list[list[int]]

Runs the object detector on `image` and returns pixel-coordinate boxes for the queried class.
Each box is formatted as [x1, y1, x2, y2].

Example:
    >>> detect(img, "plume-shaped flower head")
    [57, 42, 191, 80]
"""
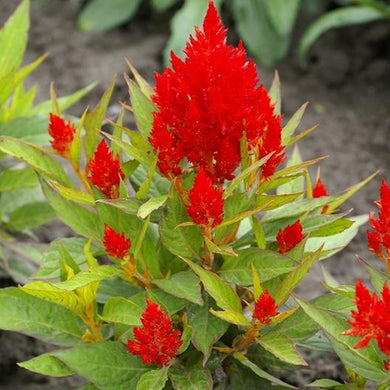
[103, 224, 131, 260]
[277, 220, 305, 254]
[253, 290, 279, 325]
[48, 113, 76, 157]
[150, 1, 284, 182]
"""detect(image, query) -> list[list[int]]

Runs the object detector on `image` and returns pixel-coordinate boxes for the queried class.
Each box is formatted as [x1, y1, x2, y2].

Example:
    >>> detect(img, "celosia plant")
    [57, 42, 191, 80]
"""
[0, 1, 389, 389]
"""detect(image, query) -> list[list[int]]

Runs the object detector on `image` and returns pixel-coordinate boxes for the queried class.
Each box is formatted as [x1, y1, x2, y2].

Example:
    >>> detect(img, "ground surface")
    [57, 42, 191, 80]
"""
[0, 0, 389, 388]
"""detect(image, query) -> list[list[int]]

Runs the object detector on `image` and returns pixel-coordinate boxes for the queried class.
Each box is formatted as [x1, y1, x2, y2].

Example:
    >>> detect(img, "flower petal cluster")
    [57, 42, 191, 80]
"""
[149, 2, 284, 182]
[127, 299, 183, 366]
[343, 280, 390, 357]
[103, 224, 131, 259]
[253, 290, 279, 325]
[367, 180, 390, 262]
[48, 113, 75, 156]
[313, 177, 329, 213]
[87, 140, 124, 199]
[276, 220, 305, 254]
[186, 167, 224, 227]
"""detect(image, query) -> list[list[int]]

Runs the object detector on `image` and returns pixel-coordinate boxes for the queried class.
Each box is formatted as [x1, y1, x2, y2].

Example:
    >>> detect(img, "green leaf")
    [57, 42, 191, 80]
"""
[231, 0, 290, 67]
[18, 353, 75, 377]
[0, 116, 49, 145]
[169, 360, 213, 390]
[101, 296, 143, 326]
[0, 287, 85, 346]
[163, 0, 222, 65]
[296, 297, 388, 382]
[135, 154, 158, 199]
[309, 218, 354, 237]
[7, 201, 55, 231]
[183, 258, 242, 312]
[0, 137, 71, 186]
[307, 379, 345, 389]
[233, 352, 296, 388]
[282, 102, 308, 146]
[78, 0, 141, 31]
[0, 0, 29, 77]
[257, 332, 307, 366]
[42, 181, 102, 240]
[127, 77, 156, 140]
[266, 0, 300, 37]
[188, 297, 229, 363]
[299, 6, 385, 67]
[277, 145, 304, 195]
[53, 342, 148, 390]
[0, 167, 38, 191]
[219, 248, 296, 286]
[84, 76, 116, 159]
[160, 191, 203, 258]
[153, 270, 203, 306]
[137, 368, 168, 390]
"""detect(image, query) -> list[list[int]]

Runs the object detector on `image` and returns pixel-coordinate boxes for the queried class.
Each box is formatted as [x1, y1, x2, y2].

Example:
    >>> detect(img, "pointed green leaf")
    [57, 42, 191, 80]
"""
[209, 309, 251, 327]
[269, 71, 281, 115]
[282, 102, 308, 145]
[18, 353, 75, 377]
[137, 195, 168, 219]
[101, 296, 143, 326]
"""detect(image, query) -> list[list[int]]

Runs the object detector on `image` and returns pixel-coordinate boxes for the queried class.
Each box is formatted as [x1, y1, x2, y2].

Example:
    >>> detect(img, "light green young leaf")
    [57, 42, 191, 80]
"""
[137, 195, 168, 219]
[269, 71, 281, 115]
[49, 181, 95, 206]
[101, 296, 143, 326]
[277, 145, 304, 195]
[209, 309, 251, 327]
[0, 287, 85, 346]
[282, 102, 308, 145]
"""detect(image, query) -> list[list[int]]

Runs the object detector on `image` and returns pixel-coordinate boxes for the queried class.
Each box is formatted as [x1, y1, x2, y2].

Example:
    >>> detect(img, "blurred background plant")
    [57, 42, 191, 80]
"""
[0, 0, 94, 283]
[70, 0, 390, 67]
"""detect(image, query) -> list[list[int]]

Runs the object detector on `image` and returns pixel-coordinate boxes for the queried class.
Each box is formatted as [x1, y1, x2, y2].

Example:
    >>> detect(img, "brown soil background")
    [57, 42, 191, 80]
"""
[0, 0, 389, 388]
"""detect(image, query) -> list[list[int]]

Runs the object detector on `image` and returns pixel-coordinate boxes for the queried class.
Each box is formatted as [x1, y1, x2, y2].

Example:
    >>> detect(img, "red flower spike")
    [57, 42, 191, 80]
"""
[48, 113, 76, 156]
[277, 220, 305, 254]
[87, 140, 125, 199]
[186, 167, 224, 227]
[252, 290, 279, 325]
[103, 225, 131, 259]
[149, 2, 284, 182]
[343, 280, 390, 357]
[367, 180, 390, 263]
[313, 177, 329, 213]
[127, 299, 183, 366]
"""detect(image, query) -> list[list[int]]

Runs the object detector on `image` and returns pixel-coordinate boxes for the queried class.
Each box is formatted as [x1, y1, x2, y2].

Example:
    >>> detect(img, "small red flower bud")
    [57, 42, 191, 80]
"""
[313, 177, 329, 213]
[127, 299, 183, 366]
[48, 113, 76, 156]
[253, 290, 279, 325]
[276, 220, 305, 254]
[343, 280, 390, 357]
[367, 180, 390, 263]
[103, 224, 131, 259]
[87, 139, 124, 199]
[186, 167, 224, 227]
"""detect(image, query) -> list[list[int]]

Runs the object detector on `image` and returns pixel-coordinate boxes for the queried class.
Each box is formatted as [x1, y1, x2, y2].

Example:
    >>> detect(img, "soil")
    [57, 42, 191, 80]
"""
[0, 0, 389, 388]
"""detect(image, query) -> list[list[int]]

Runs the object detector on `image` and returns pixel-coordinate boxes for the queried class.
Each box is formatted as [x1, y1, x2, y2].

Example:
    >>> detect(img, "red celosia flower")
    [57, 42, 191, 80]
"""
[367, 180, 390, 264]
[48, 113, 76, 156]
[186, 167, 224, 227]
[276, 220, 305, 254]
[87, 139, 124, 199]
[313, 177, 329, 213]
[103, 224, 131, 259]
[343, 280, 390, 357]
[149, 2, 284, 182]
[252, 290, 279, 325]
[127, 299, 183, 366]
